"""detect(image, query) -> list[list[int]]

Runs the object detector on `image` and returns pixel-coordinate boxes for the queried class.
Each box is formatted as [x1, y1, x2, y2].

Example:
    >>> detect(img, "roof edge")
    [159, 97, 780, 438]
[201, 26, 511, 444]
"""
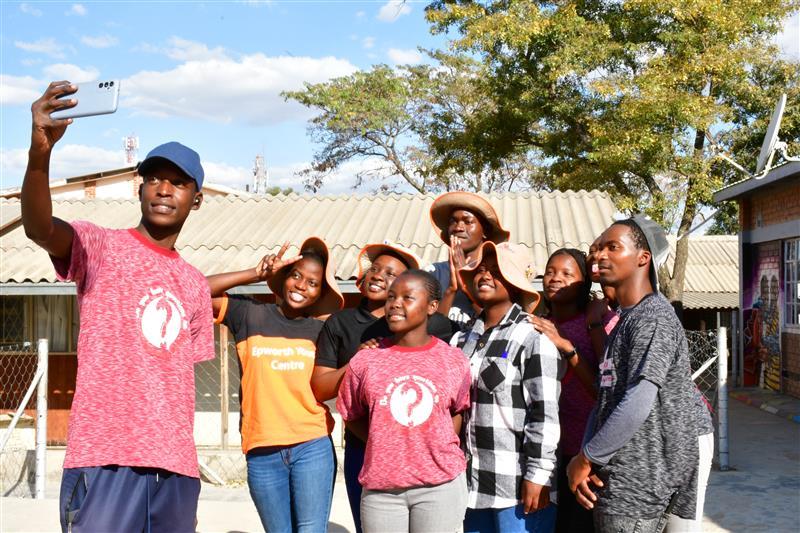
[713, 160, 800, 203]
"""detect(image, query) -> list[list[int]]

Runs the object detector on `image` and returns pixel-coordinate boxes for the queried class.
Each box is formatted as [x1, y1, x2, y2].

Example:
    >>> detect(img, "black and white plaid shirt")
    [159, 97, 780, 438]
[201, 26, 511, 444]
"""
[451, 304, 562, 509]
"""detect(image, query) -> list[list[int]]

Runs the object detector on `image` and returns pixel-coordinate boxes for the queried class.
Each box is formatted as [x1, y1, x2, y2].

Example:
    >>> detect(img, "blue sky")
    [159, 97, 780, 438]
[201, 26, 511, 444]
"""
[1, 1, 798, 195]
[1, 0, 446, 193]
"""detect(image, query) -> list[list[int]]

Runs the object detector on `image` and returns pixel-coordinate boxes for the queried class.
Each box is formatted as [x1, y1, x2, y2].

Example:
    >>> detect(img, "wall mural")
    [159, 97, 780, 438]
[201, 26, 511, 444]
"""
[743, 240, 783, 390]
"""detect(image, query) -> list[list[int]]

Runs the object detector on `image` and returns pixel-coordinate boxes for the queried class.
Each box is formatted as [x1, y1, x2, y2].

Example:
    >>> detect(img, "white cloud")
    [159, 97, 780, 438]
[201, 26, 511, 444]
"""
[355, 10, 366, 20]
[0, 74, 42, 105]
[123, 44, 358, 125]
[20, 3, 42, 16]
[21, 58, 43, 67]
[1, 144, 124, 186]
[42, 64, 99, 83]
[377, 0, 411, 22]
[68, 4, 87, 16]
[137, 37, 227, 62]
[774, 12, 800, 61]
[81, 34, 119, 49]
[14, 38, 67, 59]
[387, 48, 423, 65]
[362, 37, 376, 50]
[203, 160, 252, 187]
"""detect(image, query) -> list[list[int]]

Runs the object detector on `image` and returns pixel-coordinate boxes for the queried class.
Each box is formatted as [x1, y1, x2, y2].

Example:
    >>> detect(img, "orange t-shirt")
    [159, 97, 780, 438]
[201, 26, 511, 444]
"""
[216, 295, 333, 452]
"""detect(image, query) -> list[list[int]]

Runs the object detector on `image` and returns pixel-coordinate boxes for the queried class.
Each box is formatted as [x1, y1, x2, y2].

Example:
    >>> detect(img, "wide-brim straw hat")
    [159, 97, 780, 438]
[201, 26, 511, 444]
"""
[459, 241, 541, 314]
[429, 191, 511, 245]
[357, 242, 422, 281]
[267, 237, 344, 317]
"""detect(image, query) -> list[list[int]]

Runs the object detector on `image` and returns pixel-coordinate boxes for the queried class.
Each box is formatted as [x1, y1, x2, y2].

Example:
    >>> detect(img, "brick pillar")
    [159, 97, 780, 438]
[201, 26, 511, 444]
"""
[132, 174, 143, 197]
[84, 181, 96, 199]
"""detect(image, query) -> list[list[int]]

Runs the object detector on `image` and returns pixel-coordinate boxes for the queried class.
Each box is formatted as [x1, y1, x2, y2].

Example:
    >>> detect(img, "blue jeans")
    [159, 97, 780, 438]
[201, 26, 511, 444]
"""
[246, 436, 336, 532]
[343, 434, 366, 533]
[464, 503, 557, 533]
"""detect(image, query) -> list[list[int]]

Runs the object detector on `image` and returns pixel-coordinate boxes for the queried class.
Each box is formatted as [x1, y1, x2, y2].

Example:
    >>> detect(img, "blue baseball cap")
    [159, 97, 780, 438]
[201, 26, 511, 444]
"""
[137, 142, 205, 190]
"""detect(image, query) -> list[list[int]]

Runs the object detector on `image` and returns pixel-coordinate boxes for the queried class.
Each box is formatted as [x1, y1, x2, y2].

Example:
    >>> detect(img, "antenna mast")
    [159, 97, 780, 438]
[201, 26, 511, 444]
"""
[253, 154, 269, 195]
[123, 134, 139, 165]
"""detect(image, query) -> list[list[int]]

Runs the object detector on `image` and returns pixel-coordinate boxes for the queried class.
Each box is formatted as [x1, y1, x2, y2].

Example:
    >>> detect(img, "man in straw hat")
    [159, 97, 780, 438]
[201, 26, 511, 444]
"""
[452, 241, 562, 532]
[568, 217, 713, 533]
[428, 191, 511, 327]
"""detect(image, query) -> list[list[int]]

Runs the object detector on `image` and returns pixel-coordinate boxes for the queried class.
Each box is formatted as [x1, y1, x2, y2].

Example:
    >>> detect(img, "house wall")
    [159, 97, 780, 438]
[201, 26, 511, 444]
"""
[739, 180, 800, 397]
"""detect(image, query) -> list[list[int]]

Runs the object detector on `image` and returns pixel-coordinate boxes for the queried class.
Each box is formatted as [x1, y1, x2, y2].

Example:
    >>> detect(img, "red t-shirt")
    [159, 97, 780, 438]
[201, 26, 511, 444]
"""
[53, 222, 215, 478]
[337, 336, 471, 490]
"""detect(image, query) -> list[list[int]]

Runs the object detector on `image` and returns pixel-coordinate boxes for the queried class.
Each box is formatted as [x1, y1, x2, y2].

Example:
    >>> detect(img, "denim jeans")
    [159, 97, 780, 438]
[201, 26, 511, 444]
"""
[246, 436, 336, 532]
[464, 503, 557, 533]
[344, 434, 366, 533]
[594, 513, 668, 533]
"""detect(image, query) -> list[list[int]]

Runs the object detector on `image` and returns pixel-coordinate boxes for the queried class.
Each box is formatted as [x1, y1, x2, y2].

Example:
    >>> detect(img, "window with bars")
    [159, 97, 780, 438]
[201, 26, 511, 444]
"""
[785, 238, 800, 328]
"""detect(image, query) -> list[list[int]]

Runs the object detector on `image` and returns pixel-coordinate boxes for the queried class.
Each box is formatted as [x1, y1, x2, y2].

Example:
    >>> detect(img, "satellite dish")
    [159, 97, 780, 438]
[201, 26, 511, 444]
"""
[756, 94, 787, 175]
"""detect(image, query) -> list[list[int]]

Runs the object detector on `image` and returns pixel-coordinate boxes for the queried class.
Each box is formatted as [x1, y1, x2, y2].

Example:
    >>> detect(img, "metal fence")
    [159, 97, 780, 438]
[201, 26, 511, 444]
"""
[0, 341, 45, 498]
[193, 337, 246, 486]
[687, 329, 719, 407]
[686, 328, 730, 470]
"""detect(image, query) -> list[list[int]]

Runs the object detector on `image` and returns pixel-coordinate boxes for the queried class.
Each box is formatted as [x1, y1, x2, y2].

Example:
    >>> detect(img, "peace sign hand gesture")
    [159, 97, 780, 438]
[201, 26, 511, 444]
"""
[255, 242, 303, 281]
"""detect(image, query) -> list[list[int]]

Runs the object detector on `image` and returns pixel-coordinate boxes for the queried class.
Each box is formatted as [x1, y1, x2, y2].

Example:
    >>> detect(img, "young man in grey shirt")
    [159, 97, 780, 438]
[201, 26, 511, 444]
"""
[568, 216, 714, 533]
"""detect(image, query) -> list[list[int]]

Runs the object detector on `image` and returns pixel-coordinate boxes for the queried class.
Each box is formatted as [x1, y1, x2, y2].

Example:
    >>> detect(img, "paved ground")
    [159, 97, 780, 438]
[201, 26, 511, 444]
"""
[1, 396, 798, 532]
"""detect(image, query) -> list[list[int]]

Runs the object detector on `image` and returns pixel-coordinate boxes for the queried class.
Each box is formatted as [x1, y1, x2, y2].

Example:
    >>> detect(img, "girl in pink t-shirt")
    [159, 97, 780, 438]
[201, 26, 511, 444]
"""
[337, 270, 472, 533]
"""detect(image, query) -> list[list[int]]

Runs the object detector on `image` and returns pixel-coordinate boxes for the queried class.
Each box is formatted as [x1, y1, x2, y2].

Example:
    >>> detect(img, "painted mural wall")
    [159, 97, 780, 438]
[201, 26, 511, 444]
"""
[743, 241, 782, 390]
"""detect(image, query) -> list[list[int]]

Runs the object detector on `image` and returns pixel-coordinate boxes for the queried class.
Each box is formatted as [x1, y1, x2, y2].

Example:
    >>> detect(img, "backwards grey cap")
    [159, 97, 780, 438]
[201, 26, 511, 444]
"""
[630, 214, 669, 291]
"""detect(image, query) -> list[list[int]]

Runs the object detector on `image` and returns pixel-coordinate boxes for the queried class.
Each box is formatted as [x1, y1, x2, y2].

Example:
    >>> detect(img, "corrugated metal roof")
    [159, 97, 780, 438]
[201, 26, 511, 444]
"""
[666, 235, 739, 295]
[682, 292, 738, 310]
[0, 193, 740, 308]
[1, 191, 617, 282]
[0, 201, 21, 230]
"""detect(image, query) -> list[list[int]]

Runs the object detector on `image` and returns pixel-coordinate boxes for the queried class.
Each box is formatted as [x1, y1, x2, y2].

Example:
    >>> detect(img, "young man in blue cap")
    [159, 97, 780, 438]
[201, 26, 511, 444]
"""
[22, 82, 215, 533]
[567, 216, 714, 533]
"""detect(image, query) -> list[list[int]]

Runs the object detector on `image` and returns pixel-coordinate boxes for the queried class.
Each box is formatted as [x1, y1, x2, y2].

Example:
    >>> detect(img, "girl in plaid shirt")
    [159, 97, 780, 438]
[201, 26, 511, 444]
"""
[452, 242, 563, 533]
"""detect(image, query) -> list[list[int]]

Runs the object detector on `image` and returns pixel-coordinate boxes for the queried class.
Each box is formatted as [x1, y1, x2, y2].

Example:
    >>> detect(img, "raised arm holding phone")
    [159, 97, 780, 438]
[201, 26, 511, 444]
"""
[23, 82, 216, 533]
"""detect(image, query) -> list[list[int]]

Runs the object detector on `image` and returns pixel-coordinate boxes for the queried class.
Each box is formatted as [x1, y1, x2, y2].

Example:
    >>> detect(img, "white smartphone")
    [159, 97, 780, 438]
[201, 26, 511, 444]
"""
[51, 80, 120, 119]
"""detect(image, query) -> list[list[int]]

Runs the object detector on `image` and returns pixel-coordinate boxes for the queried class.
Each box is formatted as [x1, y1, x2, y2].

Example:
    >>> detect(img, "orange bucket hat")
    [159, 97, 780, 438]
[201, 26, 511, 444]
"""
[459, 241, 540, 314]
[267, 237, 344, 317]
[356, 242, 422, 282]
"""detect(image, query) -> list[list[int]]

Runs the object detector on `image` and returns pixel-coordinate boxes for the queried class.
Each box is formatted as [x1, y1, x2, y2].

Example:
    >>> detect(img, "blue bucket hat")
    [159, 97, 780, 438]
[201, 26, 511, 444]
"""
[137, 142, 204, 190]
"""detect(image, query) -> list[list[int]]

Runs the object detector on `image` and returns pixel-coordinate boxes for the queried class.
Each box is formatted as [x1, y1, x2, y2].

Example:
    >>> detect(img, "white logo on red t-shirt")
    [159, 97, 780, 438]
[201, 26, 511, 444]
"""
[379, 375, 440, 428]
[136, 287, 188, 350]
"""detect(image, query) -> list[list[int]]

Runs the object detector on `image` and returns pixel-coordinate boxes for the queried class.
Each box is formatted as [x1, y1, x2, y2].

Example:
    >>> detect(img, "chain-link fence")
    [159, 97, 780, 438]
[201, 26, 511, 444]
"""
[686, 329, 719, 409]
[193, 339, 247, 486]
[686, 328, 730, 468]
[0, 342, 38, 497]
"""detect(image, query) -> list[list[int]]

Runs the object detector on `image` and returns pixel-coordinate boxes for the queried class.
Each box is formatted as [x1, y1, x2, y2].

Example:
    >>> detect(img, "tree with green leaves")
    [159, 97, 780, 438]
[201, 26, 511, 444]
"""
[425, 0, 800, 301]
[283, 55, 545, 193]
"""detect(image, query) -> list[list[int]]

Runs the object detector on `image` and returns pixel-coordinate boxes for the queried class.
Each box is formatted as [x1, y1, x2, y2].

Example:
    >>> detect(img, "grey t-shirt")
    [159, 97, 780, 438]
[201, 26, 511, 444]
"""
[590, 293, 709, 519]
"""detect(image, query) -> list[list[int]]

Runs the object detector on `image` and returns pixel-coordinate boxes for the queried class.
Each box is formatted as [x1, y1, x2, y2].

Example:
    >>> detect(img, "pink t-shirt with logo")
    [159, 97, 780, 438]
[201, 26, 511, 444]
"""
[337, 336, 471, 491]
[53, 222, 215, 478]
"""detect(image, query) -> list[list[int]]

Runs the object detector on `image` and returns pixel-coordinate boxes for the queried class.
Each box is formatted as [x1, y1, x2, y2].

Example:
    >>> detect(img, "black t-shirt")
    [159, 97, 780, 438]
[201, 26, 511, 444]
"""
[315, 299, 456, 369]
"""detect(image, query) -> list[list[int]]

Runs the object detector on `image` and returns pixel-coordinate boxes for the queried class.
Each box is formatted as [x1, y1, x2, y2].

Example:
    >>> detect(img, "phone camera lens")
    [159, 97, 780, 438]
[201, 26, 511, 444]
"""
[103, 82, 109, 88]
[110, 81, 114, 87]
[98, 83, 103, 88]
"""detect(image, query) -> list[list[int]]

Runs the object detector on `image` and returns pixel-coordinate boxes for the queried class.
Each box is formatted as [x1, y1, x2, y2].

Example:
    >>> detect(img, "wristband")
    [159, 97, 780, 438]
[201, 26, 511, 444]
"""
[560, 348, 577, 359]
